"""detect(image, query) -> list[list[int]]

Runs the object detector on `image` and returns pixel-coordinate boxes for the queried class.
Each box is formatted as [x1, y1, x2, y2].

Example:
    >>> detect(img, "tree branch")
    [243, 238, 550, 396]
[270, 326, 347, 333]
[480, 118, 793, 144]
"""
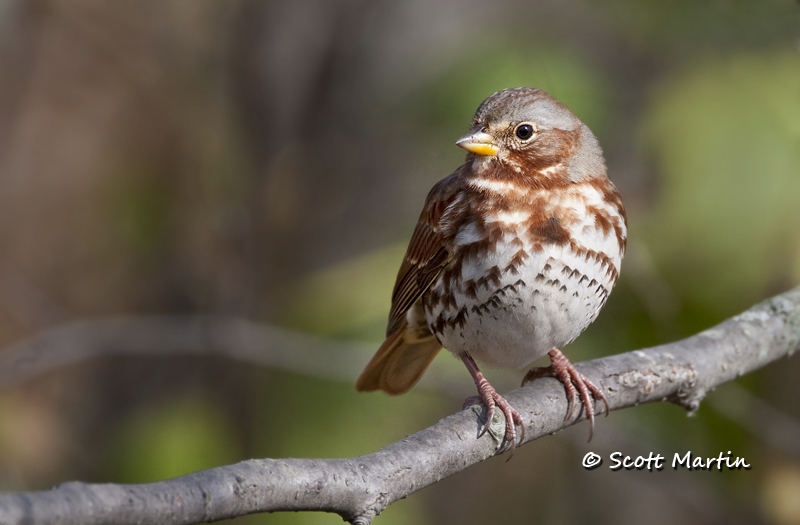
[1, 287, 799, 525]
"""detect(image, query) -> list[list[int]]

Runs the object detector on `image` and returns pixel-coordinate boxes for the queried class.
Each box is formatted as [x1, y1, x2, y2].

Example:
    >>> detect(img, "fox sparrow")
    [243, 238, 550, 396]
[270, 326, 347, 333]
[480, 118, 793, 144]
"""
[356, 88, 627, 453]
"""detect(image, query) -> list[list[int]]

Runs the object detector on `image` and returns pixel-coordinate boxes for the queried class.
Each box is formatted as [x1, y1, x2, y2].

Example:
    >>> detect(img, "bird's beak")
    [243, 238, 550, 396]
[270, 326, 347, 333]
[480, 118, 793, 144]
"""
[456, 129, 498, 156]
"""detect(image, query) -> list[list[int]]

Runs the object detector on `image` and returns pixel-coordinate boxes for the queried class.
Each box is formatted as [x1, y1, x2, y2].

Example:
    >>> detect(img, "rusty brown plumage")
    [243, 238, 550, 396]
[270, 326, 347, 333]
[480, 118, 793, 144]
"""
[356, 87, 627, 454]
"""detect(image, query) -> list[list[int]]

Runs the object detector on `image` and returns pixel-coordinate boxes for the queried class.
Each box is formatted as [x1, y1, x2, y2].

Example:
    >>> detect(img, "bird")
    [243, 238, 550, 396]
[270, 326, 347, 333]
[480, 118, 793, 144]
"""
[356, 87, 627, 453]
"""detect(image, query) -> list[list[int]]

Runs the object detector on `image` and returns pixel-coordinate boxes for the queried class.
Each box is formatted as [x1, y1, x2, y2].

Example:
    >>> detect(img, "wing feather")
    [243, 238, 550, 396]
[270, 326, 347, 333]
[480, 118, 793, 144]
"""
[385, 174, 465, 335]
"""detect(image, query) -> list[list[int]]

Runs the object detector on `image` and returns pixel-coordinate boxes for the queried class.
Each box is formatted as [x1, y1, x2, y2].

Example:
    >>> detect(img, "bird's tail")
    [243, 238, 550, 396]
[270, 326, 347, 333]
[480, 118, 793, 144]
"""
[355, 321, 441, 395]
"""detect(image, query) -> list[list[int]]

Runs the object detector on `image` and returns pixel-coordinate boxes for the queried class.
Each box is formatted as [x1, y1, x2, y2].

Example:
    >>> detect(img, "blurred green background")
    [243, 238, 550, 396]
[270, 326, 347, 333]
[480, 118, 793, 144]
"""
[1, 0, 800, 524]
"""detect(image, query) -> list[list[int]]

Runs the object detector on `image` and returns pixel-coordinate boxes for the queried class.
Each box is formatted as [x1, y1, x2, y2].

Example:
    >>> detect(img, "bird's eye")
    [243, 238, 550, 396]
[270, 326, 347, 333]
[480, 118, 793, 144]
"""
[515, 123, 536, 141]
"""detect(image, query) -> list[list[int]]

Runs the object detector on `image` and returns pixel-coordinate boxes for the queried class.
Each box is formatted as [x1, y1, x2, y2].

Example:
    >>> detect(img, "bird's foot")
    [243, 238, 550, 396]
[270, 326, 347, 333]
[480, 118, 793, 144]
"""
[461, 353, 524, 457]
[521, 348, 608, 442]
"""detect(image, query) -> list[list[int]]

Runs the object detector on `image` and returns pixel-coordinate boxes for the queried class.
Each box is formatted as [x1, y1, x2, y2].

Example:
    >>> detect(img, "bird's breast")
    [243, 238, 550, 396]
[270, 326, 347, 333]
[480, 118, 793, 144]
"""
[423, 179, 626, 369]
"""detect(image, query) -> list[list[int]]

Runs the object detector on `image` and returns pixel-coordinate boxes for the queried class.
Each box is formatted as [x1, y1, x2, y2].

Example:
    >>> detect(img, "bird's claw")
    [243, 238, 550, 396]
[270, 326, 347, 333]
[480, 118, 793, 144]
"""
[461, 354, 525, 458]
[522, 348, 608, 442]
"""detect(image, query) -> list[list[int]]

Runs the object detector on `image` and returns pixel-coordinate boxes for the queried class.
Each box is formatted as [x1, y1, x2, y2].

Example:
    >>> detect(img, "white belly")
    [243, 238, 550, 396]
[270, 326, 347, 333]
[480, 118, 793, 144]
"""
[425, 231, 619, 369]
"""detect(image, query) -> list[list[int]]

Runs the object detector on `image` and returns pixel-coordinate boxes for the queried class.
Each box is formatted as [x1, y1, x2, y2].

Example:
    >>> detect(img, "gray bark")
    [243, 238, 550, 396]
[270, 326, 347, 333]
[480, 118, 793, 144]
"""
[1, 287, 799, 524]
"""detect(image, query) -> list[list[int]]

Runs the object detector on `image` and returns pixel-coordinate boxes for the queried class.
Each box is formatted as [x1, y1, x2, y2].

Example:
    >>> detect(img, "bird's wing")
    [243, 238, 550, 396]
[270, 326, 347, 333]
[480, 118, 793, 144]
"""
[385, 174, 464, 335]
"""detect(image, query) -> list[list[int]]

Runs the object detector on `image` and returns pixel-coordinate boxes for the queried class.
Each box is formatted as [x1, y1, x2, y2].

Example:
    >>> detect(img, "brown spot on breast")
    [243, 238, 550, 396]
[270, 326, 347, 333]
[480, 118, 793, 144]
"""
[591, 176, 628, 254]
[504, 248, 530, 275]
[475, 266, 502, 290]
[567, 239, 620, 284]
[586, 205, 614, 237]
[452, 308, 468, 329]
[531, 217, 571, 245]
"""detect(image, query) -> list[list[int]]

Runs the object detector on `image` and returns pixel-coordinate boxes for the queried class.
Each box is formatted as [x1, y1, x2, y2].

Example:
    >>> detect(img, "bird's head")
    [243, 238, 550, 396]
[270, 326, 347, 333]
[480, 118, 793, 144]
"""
[456, 87, 605, 184]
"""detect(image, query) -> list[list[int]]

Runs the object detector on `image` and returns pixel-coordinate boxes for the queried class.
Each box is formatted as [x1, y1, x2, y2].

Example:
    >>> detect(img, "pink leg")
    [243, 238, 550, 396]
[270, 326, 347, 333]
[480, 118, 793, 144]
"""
[461, 352, 525, 456]
[521, 348, 608, 442]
